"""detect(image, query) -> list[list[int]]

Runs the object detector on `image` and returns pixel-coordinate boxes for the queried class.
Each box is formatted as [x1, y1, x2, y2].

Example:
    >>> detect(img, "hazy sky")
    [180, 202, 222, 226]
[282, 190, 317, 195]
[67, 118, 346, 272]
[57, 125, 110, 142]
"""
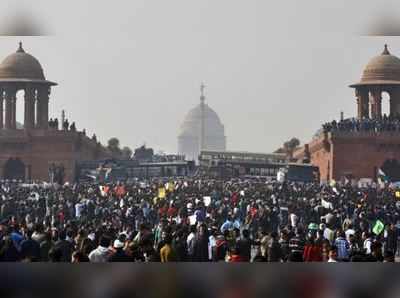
[0, 1, 399, 153]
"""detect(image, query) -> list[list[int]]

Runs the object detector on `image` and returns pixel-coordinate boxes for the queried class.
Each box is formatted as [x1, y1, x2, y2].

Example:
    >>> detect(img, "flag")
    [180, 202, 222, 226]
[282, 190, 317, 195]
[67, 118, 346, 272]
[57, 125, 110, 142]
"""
[158, 187, 166, 199]
[373, 220, 385, 235]
[378, 169, 389, 183]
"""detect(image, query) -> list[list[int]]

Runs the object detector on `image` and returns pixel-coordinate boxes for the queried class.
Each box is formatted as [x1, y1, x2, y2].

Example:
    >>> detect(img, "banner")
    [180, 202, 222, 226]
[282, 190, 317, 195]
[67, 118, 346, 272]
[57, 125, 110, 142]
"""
[373, 220, 385, 235]
[158, 187, 166, 199]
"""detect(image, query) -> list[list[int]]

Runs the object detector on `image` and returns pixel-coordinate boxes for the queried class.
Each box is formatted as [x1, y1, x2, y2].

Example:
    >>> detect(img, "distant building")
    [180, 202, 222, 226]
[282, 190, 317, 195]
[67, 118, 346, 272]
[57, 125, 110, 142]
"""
[178, 84, 226, 162]
[294, 45, 400, 182]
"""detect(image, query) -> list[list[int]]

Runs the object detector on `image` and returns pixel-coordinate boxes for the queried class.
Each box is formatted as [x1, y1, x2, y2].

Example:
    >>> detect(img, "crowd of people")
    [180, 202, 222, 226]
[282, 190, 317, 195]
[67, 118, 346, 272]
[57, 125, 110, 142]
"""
[322, 115, 400, 134]
[48, 118, 77, 132]
[0, 178, 399, 262]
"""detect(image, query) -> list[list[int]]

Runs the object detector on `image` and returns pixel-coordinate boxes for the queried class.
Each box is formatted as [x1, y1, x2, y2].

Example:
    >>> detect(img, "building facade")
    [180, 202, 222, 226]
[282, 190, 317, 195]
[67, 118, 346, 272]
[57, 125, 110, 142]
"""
[0, 43, 109, 182]
[294, 45, 400, 182]
[178, 84, 226, 162]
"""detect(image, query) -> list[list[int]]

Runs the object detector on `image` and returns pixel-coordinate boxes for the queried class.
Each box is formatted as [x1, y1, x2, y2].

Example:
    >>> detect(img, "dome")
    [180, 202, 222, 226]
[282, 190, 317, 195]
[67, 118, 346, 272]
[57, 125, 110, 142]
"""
[177, 94, 226, 161]
[351, 45, 400, 87]
[178, 103, 225, 137]
[0, 42, 45, 80]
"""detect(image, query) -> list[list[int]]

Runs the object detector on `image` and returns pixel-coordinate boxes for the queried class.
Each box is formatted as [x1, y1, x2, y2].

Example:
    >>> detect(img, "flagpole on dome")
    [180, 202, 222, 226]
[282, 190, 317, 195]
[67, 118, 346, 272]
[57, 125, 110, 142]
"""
[200, 83, 206, 154]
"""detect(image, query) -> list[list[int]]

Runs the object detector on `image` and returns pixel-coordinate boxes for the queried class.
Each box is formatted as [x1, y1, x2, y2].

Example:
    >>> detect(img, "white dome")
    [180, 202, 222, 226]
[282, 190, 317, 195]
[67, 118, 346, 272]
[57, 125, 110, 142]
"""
[178, 102, 226, 161]
[178, 103, 225, 137]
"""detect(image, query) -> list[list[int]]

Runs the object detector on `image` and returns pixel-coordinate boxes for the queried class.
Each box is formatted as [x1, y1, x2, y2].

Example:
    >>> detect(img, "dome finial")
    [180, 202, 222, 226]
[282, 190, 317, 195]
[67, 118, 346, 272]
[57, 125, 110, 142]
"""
[17, 42, 25, 53]
[382, 44, 390, 55]
[200, 82, 206, 104]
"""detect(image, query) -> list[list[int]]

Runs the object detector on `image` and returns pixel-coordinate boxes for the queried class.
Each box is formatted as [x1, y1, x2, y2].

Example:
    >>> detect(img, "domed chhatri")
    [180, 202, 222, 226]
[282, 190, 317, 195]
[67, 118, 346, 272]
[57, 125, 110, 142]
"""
[178, 84, 226, 161]
[0, 42, 57, 130]
[351, 44, 400, 120]
[0, 42, 56, 84]
[352, 44, 400, 86]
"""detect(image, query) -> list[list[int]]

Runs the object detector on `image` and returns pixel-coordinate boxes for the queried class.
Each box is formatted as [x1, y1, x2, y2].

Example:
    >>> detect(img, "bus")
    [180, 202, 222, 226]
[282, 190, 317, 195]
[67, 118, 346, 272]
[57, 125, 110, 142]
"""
[278, 164, 319, 183]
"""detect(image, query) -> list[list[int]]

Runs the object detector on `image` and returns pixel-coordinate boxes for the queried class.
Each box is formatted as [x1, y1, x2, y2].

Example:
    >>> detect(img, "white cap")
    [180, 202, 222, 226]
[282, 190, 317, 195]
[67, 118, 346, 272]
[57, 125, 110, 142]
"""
[88, 233, 96, 241]
[113, 239, 124, 249]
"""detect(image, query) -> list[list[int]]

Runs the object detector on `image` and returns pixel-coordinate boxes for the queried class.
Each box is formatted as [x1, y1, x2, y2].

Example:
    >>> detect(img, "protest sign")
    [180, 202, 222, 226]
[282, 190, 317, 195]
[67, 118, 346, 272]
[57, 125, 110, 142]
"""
[373, 220, 384, 235]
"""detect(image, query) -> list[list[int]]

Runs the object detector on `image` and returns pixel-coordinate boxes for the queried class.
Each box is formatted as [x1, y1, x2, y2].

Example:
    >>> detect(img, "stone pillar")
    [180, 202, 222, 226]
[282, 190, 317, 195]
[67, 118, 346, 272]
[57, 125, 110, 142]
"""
[356, 88, 369, 119]
[35, 89, 41, 128]
[370, 89, 382, 119]
[4, 88, 15, 129]
[0, 89, 3, 129]
[11, 96, 16, 129]
[389, 88, 400, 117]
[24, 86, 36, 129]
[37, 86, 50, 129]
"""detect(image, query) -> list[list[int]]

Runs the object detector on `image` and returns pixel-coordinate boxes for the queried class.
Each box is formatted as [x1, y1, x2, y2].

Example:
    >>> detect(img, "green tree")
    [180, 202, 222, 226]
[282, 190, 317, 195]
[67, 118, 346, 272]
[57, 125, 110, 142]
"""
[283, 137, 300, 160]
[107, 137, 121, 157]
[121, 146, 133, 160]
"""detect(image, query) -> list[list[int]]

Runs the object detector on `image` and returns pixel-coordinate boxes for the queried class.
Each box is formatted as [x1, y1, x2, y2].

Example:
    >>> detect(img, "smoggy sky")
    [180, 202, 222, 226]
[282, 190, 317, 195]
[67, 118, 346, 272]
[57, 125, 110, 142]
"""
[0, 0, 399, 153]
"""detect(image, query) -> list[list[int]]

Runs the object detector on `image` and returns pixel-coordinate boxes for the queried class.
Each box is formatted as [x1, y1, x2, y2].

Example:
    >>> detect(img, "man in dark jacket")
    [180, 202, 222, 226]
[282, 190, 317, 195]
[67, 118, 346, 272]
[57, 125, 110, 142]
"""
[54, 229, 74, 262]
[237, 229, 252, 262]
[268, 232, 282, 262]
[385, 223, 398, 255]
[109, 239, 132, 262]
[20, 229, 41, 261]
[193, 224, 209, 262]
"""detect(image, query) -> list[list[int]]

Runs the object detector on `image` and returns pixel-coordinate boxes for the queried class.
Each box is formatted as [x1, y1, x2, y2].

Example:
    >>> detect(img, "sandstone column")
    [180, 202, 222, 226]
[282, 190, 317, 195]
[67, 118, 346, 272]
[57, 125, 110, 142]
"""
[24, 86, 36, 129]
[37, 86, 50, 129]
[0, 89, 3, 129]
[4, 88, 15, 129]
[35, 89, 41, 128]
[370, 89, 382, 119]
[11, 96, 16, 129]
[356, 88, 369, 119]
[389, 88, 400, 117]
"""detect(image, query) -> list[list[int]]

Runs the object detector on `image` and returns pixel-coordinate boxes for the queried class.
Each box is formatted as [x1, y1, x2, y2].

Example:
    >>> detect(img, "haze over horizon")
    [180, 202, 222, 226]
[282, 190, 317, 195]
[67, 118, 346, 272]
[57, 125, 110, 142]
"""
[0, 1, 399, 154]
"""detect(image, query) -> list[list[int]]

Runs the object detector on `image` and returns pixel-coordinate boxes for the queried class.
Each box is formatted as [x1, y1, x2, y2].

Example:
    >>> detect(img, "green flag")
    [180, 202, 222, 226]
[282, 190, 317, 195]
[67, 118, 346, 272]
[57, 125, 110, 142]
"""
[373, 220, 385, 235]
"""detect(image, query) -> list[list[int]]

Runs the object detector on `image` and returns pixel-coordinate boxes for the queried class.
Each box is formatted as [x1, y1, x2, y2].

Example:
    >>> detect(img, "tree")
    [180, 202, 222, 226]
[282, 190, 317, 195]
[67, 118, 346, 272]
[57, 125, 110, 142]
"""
[121, 146, 133, 160]
[107, 137, 121, 157]
[283, 137, 300, 160]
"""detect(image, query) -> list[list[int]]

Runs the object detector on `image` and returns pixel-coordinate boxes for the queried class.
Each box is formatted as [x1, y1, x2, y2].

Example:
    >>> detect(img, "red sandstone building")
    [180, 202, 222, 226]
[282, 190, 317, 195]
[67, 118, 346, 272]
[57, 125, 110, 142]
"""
[0, 43, 109, 182]
[294, 45, 400, 182]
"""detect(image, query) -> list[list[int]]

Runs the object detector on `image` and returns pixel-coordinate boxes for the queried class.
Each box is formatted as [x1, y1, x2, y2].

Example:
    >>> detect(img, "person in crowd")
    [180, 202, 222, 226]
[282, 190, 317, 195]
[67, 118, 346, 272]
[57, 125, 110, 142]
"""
[20, 229, 41, 262]
[327, 245, 338, 263]
[0, 178, 399, 263]
[267, 231, 282, 262]
[160, 233, 177, 262]
[303, 234, 322, 262]
[88, 236, 113, 263]
[109, 237, 132, 262]
[54, 229, 74, 262]
[334, 231, 350, 261]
